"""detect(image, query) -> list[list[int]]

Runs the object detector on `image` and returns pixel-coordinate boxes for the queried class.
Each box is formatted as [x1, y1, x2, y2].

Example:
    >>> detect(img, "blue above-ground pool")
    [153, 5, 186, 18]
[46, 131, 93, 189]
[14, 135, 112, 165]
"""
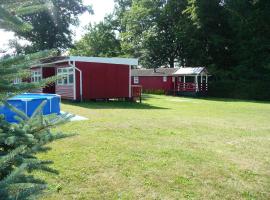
[0, 93, 61, 123]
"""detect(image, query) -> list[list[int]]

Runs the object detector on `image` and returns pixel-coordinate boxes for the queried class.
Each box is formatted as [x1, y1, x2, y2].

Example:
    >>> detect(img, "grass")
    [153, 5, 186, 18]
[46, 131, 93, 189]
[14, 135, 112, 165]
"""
[39, 94, 270, 200]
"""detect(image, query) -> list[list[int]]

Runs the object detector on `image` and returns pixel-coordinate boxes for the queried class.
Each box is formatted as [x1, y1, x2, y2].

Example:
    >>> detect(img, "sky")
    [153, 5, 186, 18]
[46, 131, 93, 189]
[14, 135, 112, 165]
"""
[0, 0, 115, 53]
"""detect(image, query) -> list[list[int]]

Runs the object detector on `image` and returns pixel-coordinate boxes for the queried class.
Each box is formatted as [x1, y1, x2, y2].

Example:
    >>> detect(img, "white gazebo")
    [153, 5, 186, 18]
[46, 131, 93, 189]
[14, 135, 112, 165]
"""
[173, 67, 209, 94]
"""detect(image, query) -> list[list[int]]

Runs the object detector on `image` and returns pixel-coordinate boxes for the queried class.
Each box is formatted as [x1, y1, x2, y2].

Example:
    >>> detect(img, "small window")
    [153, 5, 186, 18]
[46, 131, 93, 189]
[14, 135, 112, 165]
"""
[178, 77, 182, 82]
[57, 67, 74, 85]
[163, 76, 167, 82]
[172, 77, 175, 82]
[134, 76, 139, 84]
[31, 70, 42, 83]
[13, 77, 22, 84]
[69, 74, 74, 84]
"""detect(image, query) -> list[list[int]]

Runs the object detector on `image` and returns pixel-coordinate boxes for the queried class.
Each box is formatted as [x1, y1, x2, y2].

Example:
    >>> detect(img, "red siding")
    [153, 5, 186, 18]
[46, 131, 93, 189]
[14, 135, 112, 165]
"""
[75, 62, 130, 100]
[132, 76, 174, 93]
[75, 69, 81, 100]
[56, 85, 74, 100]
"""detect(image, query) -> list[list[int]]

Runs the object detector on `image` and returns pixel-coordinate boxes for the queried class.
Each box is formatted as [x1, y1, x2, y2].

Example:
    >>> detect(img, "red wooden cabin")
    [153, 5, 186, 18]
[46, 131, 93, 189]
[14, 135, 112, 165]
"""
[131, 68, 179, 94]
[132, 67, 209, 96]
[30, 56, 140, 101]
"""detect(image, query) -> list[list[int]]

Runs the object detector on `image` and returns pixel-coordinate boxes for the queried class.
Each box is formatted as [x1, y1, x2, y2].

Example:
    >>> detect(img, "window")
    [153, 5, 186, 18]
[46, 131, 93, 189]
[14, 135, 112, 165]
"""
[134, 76, 139, 84]
[178, 76, 182, 82]
[163, 76, 167, 82]
[31, 70, 42, 83]
[13, 77, 22, 84]
[172, 77, 175, 83]
[57, 67, 74, 85]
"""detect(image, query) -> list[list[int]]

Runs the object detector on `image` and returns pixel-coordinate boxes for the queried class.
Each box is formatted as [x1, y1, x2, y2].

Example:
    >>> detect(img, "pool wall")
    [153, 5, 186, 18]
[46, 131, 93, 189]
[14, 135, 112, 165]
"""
[0, 93, 61, 123]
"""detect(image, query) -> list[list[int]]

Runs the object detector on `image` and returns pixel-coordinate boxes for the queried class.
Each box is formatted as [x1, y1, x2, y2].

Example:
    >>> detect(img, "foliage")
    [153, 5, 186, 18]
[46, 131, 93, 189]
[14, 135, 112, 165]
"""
[86, 0, 269, 99]
[14, 0, 92, 53]
[0, 49, 70, 200]
[0, 51, 57, 100]
[70, 21, 121, 57]
[143, 89, 165, 95]
[0, 101, 71, 200]
[0, 1, 72, 199]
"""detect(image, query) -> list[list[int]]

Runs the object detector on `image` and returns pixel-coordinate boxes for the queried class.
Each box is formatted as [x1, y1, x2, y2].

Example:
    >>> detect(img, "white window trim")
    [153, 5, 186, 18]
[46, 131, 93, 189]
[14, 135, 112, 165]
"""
[163, 76, 167, 82]
[57, 67, 74, 86]
[13, 77, 22, 84]
[134, 76, 139, 84]
[31, 70, 42, 83]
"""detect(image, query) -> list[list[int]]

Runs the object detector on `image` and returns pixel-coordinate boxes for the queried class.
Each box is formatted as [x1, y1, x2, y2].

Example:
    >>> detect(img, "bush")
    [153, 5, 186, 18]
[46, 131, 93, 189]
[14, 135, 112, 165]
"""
[208, 80, 270, 100]
[143, 89, 165, 95]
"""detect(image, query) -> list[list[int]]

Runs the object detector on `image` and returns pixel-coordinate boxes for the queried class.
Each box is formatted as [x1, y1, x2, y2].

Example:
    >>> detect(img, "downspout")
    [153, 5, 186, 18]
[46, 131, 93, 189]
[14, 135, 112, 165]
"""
[69, 61, 83, 101]
[129, 65, 131, 98]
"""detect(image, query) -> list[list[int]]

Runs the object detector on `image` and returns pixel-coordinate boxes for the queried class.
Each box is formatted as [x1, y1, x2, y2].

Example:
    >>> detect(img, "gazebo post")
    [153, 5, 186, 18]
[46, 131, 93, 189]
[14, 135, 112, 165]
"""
[195, 75, 198, 92]
[183, 75, 186, 90]
[201, 74, 203, 91]
[206, 75, 208, 91]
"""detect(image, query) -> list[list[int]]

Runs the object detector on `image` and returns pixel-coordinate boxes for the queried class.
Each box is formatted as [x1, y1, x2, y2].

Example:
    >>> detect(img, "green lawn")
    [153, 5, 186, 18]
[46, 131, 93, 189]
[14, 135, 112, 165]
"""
[39, 94, 270, 200]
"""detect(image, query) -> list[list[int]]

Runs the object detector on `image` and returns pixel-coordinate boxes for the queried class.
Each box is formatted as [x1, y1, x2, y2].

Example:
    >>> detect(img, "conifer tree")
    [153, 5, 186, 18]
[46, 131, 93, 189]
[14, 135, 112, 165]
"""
[0, 1, 72, 199]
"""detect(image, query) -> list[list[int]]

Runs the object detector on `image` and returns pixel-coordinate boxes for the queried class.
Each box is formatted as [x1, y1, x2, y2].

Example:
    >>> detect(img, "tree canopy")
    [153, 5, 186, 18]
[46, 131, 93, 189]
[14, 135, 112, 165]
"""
[8, 0, 92, 53]
[71, 0, 270, 99]
[70, 20, 121, 57]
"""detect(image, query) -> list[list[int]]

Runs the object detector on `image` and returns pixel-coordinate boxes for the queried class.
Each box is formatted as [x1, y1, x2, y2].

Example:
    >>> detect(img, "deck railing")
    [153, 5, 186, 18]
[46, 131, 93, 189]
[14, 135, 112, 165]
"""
[176, 82, 208, 92]
[131, 85, 142, 102]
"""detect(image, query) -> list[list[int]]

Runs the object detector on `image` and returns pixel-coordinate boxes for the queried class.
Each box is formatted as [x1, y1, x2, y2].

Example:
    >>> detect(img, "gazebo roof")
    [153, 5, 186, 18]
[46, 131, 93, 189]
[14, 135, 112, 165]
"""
[173, 67, 207, 75]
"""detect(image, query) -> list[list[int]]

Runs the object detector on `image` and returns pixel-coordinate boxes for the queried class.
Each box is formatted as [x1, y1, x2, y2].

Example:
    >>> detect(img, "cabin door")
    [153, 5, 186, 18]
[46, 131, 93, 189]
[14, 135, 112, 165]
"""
[42, 67, 56, 94]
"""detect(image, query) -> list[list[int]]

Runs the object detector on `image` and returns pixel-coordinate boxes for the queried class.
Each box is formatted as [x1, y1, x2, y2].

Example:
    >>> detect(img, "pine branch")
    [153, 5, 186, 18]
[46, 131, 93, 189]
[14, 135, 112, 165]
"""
[0, 145, 26, 171]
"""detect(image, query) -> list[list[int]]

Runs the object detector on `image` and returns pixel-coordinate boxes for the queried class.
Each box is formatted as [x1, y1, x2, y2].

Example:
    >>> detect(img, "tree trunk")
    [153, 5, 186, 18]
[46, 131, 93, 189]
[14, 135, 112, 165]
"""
[169, 58, 174, 68]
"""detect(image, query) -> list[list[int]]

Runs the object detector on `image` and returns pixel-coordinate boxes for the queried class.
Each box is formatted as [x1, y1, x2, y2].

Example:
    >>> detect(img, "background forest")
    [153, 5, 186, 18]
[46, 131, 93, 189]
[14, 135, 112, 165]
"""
[71, 0, 270, 100]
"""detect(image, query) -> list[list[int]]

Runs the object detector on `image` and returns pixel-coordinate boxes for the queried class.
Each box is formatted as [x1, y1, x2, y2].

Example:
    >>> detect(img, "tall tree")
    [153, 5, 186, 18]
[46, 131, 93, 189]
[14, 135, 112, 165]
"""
[0, 1, 71, 199]
[115, 0, 203, 68]
[70, 21, 121, 57]
[16, 0, 92, 53]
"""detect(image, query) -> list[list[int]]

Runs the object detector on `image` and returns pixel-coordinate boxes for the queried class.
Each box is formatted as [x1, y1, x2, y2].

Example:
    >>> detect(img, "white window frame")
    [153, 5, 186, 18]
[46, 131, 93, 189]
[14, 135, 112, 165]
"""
[163, 76, 167, 82]
[134, 76, 139, 84]
[13, 77, 22, 84]
[31, 70, 42, 83]
[57, 67, 74, 86]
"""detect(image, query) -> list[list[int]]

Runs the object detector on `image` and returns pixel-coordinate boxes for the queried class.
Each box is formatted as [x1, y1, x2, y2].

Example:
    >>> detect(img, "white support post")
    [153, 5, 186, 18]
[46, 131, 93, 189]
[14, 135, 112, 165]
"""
[70, 61, 83, 101]
[206, 75, 208, 91]
[70, 61, 76, 101]
[129, 65, 131, 98]
[195, 75, 198, 92]
[183, 76, 186, 90]
[201, 74, 203, 91]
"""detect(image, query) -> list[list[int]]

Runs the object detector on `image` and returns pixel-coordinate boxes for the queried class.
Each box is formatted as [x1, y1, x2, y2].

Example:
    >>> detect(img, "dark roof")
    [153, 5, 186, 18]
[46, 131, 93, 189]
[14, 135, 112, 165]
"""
[40, 56, 69, 63]
[131, 68, 179, 77]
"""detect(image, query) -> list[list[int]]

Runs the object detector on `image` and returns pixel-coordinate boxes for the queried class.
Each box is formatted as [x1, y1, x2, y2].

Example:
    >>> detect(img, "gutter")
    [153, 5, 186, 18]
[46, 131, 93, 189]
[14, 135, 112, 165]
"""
[68, 61, 83, 101]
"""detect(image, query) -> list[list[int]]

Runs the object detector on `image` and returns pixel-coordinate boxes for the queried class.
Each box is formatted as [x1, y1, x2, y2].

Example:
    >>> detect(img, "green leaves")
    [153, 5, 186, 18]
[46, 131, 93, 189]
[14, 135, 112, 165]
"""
[0, 0, 49, 33]
[0, 101, 72, 199]
[0, 50, 58, 100]
[70, 22, 121, 57]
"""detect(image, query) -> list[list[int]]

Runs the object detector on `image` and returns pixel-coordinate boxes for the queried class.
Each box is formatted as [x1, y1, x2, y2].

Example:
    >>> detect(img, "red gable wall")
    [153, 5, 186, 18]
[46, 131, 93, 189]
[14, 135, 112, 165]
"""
[76, 62, 130, 100]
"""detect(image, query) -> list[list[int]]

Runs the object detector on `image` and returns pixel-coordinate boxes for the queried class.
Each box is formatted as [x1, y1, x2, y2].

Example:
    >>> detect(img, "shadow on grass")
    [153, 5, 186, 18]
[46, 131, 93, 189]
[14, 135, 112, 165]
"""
[62, 100, 169, 110]
[198, 97, 270, 104]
